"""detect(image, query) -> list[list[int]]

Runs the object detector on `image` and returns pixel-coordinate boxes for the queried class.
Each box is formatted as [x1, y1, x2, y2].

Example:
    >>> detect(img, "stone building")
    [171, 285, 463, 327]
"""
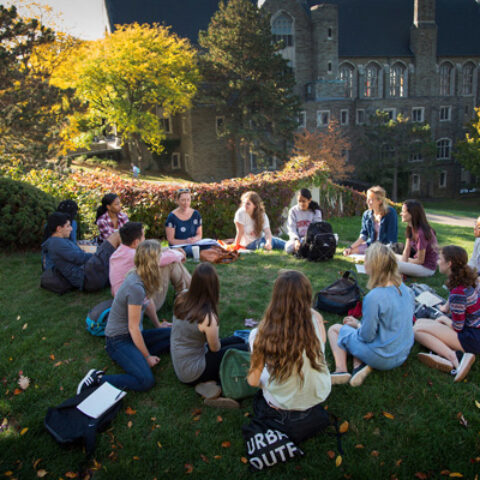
[104, 0, 480, 196]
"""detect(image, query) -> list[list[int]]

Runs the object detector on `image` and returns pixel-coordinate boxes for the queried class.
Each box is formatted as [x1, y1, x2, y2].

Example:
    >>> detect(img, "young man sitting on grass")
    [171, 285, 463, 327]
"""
[109, 222, 191, 315]
[41, 212, 121, 293]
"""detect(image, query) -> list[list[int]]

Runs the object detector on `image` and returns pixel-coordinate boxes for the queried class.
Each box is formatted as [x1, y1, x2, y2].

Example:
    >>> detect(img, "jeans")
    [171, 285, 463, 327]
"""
[192, 336, 249, 385]
[252, 390, 330, 445]
[246, 237, 286, 251]
[103, 328, 171, 391]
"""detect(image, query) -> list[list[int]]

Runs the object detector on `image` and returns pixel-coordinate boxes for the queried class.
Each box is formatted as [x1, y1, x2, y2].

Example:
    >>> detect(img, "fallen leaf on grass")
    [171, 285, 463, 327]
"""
[157, 442, 162, 449]
[456, 412, 468, 428]
[49, 354, 55, 361]
[327, 450, 336, 459]
[200, 454, 209, 463]
[221, 441, 231, 448]
[132, 456, 140, 460]
[355, 444, 364, 449]
[18, 376, 30, 390]
[441, 471, 451, 476]
[4, 472, 13, 477]
[36, 469, 47, 478]
[335, 455, 342, 467]
[371, 450, 379, 457]
[192, 416, 201, 422]
[13, 388, 23, 395]
[449, 474, 463, 478]
[184, 464, 193, 474]
[65, 473, 78, 479]
[33, 459, 42, 469]
[241, 457, 248, 464]
[53, 361, 63, 368]
[125, 407, 136, 415]
[216, 416, 223, 423]
[20, 427, 28, 435]
[339, 421, 349, 433]
[475, 400, 480, 409]
[383, 412, 395, 420]
[214, 456, 222, 460]
[363, 412, 374, 420]
[396, 459, 403, 467]
[191, 409, 202, 416]
[414, 473, 428, 480]
[22, 323, 28, 330]
[127, 421, 133, 428]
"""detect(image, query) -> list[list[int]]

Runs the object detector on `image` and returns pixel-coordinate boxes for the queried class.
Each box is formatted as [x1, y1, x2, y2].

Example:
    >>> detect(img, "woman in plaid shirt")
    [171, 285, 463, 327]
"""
[96, 193, 129, 243]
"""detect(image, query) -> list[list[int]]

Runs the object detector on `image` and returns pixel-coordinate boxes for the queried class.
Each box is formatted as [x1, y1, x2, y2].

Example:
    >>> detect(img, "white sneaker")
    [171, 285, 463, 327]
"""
[349, 364, 372, 387]
[417, 352, 454, 373]
[454, 353, 475, 383]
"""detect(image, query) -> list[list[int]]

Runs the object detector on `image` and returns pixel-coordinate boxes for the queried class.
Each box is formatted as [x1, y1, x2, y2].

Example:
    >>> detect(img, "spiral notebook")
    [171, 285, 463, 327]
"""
[76, 382, 126, 418]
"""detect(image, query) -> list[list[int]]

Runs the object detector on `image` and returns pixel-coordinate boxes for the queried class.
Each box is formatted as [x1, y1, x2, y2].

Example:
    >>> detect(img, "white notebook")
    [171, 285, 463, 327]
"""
[76, 382, 126, 418]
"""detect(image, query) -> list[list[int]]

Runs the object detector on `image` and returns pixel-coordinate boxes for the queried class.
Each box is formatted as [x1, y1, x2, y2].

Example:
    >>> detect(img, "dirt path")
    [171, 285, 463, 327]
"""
[426, 213, 475, 228]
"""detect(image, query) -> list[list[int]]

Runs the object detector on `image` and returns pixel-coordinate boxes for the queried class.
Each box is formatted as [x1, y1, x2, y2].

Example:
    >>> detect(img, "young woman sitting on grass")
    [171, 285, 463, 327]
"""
[328, 242, 414, 387]
[343, 185, 398, 257]
[96, 193, 129, 243]
[396, 199, 438, 277]
[77, 240, 171, 393]
[234, 191, 286, 251]
[285, 188, 323, 254]
[170, 262, 248, 408]
[247, 270, 331, 444]
[414, 245, 480, 382]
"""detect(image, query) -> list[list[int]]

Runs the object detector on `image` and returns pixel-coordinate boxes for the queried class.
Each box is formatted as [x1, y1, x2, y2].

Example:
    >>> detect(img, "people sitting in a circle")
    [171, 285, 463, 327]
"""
[96, 193, 129, 243]
[396, 199, 438, 277]
[77, 240, 172, 393]
[285, 188, 323, 255]
[170, 263, 248, 408]
[343, 186, 398, 256]
[414, 245, 480, 382]
[109, 222, 190, 318]
[42, 212, 120, 292]
[234, 191, 286, 251]
[165, 188, 202, 257]
[247, 270, 331, 444]
[328, 242, 414, 387]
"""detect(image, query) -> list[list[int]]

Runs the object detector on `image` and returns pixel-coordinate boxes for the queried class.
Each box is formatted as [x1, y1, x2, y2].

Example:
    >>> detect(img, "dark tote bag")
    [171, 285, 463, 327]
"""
[314, 270, 362, 315]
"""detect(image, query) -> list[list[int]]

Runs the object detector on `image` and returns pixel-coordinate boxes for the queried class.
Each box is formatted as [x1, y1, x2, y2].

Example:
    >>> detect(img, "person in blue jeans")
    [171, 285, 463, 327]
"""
[234, 191, 286, 251]
[77, 240, 171, 393]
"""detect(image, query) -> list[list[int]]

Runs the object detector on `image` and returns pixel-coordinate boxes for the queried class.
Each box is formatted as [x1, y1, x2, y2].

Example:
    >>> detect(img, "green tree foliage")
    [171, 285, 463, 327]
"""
[198, 0, 301, 176]
[456, 106, 480, 179]
[51, 23, 200, 166]
[0, 5, 73, 164]
[359, 112, 435, 201]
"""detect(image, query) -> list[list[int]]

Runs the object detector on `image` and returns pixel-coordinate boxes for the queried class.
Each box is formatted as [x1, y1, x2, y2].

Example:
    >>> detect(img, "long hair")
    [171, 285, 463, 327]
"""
[403, 199, 434, 241]
[134, 240, 163, 298]
[249, 270, 326, 384]
[442, 245, 478, 290]
[43, 212, 70, 241]
[57, 200, 78, 221]
[96, 193, 118, 222]
[241, 191, 265, 237]
[365, 242, 402, 290]
[174, 263, 219, 325]
[367, 185, 389, 215]
[299, 188, 322, 214]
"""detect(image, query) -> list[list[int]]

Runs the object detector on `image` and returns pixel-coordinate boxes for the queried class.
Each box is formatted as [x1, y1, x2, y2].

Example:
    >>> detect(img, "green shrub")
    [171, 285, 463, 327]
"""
[0, 177, 56, 249]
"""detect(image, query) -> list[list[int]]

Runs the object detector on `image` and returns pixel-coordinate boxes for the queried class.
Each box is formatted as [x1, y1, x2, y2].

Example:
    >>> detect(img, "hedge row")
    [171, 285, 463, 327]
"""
[0, 159, 368, 245]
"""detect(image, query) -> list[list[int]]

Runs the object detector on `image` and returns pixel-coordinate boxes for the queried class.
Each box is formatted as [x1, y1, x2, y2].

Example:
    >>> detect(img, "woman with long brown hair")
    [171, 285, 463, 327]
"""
[170, 263, 247, 407]
[328, 242, 414, 387]
[76, 240, 171, 393]
[414, 245, 480, 382]
[396, 199, 438, 277]
[234, 191, 286, 250]
[247, 270, 331, 443]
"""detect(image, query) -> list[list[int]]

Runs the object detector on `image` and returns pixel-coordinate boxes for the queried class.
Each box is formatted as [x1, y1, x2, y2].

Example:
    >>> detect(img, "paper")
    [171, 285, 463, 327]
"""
[355, 264, 366, 274]
[415, 291, 444, 307]
[349, 254, 365, 263]
[76, 382, 126, 418]
[170, 238, 219, 248]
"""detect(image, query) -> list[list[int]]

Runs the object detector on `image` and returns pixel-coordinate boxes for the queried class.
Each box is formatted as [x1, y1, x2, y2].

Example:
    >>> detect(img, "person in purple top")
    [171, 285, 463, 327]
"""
[396, 199, 438, 277]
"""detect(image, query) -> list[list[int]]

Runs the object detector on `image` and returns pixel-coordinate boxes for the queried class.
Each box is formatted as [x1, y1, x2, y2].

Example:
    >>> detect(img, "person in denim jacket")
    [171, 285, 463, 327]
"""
[343, 186, 398, 256]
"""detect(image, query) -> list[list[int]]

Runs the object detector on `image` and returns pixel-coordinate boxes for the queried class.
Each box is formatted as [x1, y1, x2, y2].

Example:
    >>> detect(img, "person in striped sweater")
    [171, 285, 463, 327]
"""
[414, 245, 480, 382]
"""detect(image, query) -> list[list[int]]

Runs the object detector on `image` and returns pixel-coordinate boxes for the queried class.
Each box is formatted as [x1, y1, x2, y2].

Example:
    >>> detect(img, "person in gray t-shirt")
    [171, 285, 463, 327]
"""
[76, 240, 171, 393]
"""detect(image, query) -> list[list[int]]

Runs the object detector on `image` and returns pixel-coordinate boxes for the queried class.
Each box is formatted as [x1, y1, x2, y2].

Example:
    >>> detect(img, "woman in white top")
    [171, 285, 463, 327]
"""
[247, 270, 331, 444]
[234, 191, 286, 251]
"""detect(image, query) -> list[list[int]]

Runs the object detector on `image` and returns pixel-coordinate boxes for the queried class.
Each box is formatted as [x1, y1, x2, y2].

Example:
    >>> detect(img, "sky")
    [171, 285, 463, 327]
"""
[9, 0, 108, 40]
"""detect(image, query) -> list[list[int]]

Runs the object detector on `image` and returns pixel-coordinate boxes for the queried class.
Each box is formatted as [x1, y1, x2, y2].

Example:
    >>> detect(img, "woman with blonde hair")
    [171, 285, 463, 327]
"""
[343, 185, 398, 256]
[329, 242, 414, 386]
[234, 191, 285, 250]
[77, 240, 171, 393]
[414, 245, 480, 382]
[247, 270, 331, 443]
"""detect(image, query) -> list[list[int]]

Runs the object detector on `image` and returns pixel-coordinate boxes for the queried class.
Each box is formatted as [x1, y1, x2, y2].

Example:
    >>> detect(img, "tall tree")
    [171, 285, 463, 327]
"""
[0, 5, 73, 164]
[359, 112, 435, 201]
[293, 120, 352, 180]
[455, 107, 480, 179]
[198, 0, 301, 176]
[51, 23, 200, 165]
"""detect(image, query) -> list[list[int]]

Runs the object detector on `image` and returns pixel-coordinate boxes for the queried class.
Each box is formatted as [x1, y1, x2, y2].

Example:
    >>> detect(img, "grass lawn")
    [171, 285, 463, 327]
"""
[422, 196, 480, 219]
[1, 216, 479, 479]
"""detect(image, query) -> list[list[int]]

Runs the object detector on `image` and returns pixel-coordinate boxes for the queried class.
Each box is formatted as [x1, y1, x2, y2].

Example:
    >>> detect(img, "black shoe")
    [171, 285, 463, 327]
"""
[77, 369, 104, 394]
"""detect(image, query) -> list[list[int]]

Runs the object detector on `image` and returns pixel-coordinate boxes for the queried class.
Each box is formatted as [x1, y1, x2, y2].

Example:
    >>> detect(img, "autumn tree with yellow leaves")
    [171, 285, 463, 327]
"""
[51, 23, 200, 165]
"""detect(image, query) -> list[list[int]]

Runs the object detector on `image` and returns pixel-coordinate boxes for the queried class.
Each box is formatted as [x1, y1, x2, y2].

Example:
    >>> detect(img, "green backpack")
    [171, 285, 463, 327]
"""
[219, 349, 258, 400]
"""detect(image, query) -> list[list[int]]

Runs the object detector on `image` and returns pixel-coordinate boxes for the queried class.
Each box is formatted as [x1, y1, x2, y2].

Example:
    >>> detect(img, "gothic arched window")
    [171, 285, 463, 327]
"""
[462, 62, 475, 96]
[272, 12, 293, 47]
[364, 63, 380, 98]
[390, 62, 406, 97]
[439, 62, 453, 96]
[339, 63, 354, 98]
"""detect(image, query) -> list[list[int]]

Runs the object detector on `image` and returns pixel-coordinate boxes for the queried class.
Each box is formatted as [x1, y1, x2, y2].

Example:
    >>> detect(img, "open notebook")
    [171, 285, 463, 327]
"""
[77, 382, 126, 418]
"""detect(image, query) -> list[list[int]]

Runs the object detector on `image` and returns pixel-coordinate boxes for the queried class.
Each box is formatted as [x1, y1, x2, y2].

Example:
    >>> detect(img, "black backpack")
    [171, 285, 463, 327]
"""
[44, 386, 123, 455]
[297, 221, 336, 262]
